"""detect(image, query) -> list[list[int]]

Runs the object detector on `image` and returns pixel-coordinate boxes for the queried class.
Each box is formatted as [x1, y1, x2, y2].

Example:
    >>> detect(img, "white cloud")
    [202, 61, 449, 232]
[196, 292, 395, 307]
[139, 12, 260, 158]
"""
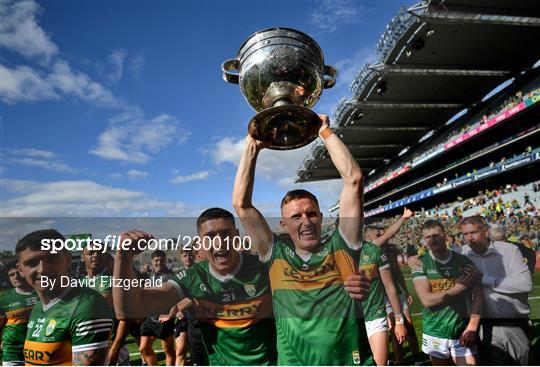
[1, 179, 192, 217]
[9, 158, 78, 173]
[0, 62, 124, 107]
[310, 0, 363, 34]
[4, 148, 79, 173]
[0, 0, 58, 60]
[127, 169, 148, 180]
[106, 49, 127, 84]
[170, 171, 210, 184]
[90, 113, 187, 164]
[0, 64, 59, 103]
[10, 148, 56, 159]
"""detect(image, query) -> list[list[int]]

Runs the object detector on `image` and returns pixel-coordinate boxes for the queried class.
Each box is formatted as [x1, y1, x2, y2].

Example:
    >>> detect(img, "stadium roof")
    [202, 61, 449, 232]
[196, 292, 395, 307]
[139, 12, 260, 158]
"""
[296, 0, 540, 183]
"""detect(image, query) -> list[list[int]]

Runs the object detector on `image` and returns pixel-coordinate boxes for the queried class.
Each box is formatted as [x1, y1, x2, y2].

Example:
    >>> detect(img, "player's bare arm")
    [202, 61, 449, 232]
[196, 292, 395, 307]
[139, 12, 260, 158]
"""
[113, 230, 183, 319]
[380, 268, 407, 343]
[320, 115, 363, 244]
[372, 208, 413, 246]
[72, 347, 109, 366]
[413, 270, 476, 309]
[232, 135, 273, 257]
[460, 282, 484, 348]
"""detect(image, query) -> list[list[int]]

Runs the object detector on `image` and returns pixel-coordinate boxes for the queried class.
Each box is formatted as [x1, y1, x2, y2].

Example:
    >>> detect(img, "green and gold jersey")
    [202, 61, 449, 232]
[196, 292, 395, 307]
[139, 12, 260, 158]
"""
[24, 286, 113, 366]
[358, 241, 390, 321]
[264, 229, 361, 366]
[0, 288, 38, 363]
[168, 253, 276, 366]
[411, 251, 473, 339]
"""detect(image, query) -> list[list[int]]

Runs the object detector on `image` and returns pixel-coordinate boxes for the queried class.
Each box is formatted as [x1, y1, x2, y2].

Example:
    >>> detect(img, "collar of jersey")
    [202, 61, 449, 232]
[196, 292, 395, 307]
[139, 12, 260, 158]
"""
[42, 286, 72, 312]
[15, 287, 34, 295]
[429, 249, 453, 265]
[208, 251, 244, 283]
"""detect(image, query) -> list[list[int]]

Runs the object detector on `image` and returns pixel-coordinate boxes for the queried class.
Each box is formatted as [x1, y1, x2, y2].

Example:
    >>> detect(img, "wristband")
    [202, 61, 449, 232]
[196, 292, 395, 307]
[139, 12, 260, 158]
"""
[320, 127, 334, 140]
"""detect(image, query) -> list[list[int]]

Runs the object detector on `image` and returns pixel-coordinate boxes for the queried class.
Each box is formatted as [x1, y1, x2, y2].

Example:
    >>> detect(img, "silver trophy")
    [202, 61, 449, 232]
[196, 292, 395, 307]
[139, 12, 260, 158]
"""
[222, 27, 337, 150]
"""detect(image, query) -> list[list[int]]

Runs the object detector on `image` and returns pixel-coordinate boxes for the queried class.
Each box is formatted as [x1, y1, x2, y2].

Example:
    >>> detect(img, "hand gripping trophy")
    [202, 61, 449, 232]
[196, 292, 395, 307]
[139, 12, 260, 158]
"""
[222, 27, 338, 150]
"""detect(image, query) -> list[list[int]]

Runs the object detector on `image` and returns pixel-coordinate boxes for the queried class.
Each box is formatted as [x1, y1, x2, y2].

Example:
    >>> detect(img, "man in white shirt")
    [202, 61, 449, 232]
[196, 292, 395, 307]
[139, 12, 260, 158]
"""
[460, 215, 533, 365]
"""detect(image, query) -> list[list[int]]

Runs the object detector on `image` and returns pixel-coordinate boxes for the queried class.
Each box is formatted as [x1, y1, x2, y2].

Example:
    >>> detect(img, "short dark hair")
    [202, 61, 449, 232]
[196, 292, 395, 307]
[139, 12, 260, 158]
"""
[280, 189, 319, 210]
[421, 220, 445, 233]
[460, 215, 488, 229]
[196, 207, 235, 230]
[16, 229, 65, 255]
[5, 259, 18, 271]
[151, 250, 167, 259]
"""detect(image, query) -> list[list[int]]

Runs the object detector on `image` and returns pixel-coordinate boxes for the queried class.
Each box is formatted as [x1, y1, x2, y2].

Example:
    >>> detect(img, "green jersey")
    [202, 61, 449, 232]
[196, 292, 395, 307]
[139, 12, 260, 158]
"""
[358, 241, 390, 321]
[24, 286, 113, 366]
[265, 229, 361, 365]
[0, 288, 38, 363]
[168, 253, 276, 366]
[411, 251, 473, 339]
[82, 273, 113, 296]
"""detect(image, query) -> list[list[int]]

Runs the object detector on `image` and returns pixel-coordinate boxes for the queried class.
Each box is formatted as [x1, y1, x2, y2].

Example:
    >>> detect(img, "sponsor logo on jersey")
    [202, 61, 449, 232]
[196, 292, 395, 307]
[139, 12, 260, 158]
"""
[428, 278, 455, 293]
[427, 269, 439, 275]
[285, 247, 295, 258]
[359, 264, 378, 280]
[8, 301, 21, 307]
[45, 319, 57, 336]
[283, 261, 336, 281]
[244, 284, 256, 297]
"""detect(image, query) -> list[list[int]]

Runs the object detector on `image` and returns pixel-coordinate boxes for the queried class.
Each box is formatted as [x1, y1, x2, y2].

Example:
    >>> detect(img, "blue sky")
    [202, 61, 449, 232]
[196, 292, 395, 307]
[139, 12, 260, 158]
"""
[1, 0, 411, 245]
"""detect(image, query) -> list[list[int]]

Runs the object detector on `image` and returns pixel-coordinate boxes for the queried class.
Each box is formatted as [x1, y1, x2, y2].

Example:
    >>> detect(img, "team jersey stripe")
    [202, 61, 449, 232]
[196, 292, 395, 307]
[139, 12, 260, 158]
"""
[75, 327, 113, 336]
[76, 321, 114, 331]
[75, 318, 113, 327]
[412, 275, 427, 281]
[71, 340, 109, 352]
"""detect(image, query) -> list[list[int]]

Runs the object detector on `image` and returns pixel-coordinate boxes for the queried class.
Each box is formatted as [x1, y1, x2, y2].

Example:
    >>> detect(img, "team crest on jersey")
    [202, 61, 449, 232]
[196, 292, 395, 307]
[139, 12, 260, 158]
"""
[352, 351, 361, 364]
[45, 319, 57, 336]
[244, 284, 256, 297]
[362, 254, 369, 262]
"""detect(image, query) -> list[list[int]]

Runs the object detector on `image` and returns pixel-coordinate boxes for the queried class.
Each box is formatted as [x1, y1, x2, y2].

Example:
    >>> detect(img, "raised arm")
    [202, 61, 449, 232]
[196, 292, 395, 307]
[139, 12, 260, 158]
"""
[113, 230, 183, 319]
[320, 116, 363, 244]
[232, 136, 273, 258]
[372, 208, 413, 246]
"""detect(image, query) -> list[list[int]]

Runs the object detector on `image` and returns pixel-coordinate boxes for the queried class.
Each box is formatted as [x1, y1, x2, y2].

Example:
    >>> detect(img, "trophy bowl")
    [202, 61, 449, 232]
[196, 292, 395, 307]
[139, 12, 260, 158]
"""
[222, 27, 337, 150]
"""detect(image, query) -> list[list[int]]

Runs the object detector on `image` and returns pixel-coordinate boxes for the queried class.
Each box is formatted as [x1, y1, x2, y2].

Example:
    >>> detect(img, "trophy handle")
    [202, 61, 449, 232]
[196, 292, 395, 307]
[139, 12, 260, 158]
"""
[222, 59, 240, 84]
[323, 65, 338, 89]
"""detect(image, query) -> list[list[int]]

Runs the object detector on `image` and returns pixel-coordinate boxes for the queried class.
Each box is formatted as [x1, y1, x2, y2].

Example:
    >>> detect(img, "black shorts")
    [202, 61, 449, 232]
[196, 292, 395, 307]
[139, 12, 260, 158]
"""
[141, 319, 175, 339]
[174, 318, 188, 338]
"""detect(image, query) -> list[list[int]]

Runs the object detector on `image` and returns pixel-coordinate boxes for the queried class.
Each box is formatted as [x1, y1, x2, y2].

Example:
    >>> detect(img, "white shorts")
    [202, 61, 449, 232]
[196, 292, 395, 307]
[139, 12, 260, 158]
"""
[422, 333, 477, 359]
[365, 317, 388, 338]
[384, 293, 409, 315]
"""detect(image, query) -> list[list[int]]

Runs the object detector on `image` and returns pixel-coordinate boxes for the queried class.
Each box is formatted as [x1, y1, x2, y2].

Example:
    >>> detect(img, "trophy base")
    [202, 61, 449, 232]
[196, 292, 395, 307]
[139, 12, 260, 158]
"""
[248, 105, 321, 150]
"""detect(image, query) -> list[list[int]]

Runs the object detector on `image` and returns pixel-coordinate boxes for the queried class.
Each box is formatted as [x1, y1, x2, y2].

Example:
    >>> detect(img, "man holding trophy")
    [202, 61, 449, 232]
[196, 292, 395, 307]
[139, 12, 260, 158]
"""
[227, 27, 369, 365]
